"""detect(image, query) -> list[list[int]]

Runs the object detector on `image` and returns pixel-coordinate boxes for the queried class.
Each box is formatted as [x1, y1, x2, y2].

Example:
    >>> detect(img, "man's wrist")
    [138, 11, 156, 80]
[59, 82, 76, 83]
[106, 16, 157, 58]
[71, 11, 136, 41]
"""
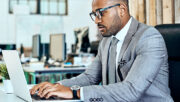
[70, 85, 81, 99]
[77, 89, 80, 99]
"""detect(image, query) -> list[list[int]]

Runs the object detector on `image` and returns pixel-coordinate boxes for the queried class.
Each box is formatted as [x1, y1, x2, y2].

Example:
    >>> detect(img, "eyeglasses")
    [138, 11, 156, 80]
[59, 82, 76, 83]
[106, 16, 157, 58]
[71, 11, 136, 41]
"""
[89, 4, 120, 21]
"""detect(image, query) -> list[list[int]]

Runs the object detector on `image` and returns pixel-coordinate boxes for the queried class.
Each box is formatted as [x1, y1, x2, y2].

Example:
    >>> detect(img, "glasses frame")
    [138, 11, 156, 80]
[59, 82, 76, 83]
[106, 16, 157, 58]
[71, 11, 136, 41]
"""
[89, 4, 120, 21]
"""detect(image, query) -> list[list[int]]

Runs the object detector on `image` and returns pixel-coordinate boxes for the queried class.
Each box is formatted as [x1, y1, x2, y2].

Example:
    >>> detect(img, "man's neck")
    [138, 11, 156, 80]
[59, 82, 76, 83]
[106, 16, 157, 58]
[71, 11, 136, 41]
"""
[120, 15, 131, 30]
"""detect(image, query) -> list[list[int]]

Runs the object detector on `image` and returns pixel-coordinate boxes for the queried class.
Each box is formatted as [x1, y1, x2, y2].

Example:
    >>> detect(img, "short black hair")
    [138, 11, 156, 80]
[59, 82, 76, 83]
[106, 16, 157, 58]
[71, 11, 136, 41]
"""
[116, 0, 128, 7]
[121, 0, 128, 5]
[112, 0, 129, 11]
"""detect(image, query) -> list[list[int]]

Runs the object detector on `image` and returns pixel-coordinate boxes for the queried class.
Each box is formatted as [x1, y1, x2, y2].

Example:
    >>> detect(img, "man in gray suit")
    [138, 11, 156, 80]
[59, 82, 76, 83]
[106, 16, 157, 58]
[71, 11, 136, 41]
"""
[30, 0, 174, 101]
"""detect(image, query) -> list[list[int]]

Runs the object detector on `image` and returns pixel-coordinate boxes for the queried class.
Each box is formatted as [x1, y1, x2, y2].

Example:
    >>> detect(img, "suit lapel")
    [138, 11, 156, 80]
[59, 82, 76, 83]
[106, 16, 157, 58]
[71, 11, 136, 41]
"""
[102, 17, 139, 84]
[118, 17, 139, 68]
[102, 37, 111, 85]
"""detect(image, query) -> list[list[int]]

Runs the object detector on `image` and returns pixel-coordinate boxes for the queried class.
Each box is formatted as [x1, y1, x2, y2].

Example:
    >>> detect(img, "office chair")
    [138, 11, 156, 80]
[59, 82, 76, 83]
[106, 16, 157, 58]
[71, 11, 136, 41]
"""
[155, 24, 180, 102]
[90, 41, 100, 56]
[74, 27, 90, 53]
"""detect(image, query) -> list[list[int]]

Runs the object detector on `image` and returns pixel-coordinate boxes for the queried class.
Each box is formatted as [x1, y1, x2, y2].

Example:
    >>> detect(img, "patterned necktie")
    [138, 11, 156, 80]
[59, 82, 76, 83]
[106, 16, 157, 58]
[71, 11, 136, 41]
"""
[108, 37, 119, 84]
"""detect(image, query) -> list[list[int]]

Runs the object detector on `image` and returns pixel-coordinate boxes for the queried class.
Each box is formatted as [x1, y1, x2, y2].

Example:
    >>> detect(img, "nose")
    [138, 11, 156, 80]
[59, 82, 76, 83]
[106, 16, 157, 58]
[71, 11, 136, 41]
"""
[95, 17, 102, 24]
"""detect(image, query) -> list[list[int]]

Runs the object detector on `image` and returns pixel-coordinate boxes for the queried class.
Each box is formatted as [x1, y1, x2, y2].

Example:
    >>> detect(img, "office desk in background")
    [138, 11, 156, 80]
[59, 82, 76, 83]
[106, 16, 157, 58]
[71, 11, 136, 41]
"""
[23, 66, 86, 84]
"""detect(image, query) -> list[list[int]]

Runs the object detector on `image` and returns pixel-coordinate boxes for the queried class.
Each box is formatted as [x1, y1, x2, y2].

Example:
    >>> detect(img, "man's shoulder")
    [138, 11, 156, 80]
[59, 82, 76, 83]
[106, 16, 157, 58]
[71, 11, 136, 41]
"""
[137, 21, 160, 34]
[135, 22, 165, 49]
[136, 22, 161, 39]
[132, 21, 164, 50]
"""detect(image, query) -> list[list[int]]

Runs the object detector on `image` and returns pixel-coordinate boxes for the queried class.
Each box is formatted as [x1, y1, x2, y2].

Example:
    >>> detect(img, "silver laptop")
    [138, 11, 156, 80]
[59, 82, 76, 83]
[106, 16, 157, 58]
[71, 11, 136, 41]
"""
[2, 50, 80, 102]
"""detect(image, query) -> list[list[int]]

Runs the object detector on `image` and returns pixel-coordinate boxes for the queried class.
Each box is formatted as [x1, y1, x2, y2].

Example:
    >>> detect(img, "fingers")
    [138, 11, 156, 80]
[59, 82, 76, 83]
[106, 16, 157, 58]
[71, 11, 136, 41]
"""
[30, 82, 51, 95]
[39, 84, 62, 98]
[38, 83, 53, 96]
[46, 91, 58, 99]
[40, 87, 56, 98]
[30, 82, 65, 99]
[30, 84, 41, 95]
[35, 84, 72, 99]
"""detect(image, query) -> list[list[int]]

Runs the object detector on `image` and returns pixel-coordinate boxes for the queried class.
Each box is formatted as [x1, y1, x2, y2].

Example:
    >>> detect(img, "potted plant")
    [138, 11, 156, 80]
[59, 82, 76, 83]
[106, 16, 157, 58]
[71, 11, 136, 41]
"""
[0, 64, 13, 93]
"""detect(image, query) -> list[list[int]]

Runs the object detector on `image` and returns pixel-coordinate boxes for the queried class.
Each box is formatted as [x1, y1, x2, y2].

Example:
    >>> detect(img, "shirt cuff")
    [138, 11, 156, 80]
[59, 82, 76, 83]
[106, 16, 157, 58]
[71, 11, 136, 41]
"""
[80, 87, 84, 101]
[57, 82, 62, 85]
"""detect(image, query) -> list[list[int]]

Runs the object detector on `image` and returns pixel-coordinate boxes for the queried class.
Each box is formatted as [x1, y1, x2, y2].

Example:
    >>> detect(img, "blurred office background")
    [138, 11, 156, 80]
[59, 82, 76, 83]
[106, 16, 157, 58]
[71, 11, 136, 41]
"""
[0, 0, 100, 87]
[0, 0, 98, 52]
[0, 0, 179, 53]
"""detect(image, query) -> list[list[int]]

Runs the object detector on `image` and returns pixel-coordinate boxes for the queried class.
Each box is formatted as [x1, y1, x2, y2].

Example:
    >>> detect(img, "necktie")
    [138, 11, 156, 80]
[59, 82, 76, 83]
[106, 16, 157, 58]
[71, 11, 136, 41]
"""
[108, 37, 119, 84]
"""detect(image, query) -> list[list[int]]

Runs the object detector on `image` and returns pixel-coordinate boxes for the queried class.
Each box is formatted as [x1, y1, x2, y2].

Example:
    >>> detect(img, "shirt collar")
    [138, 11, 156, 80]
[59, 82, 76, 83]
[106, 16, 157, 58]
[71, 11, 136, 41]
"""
[112, 17, 132, 42]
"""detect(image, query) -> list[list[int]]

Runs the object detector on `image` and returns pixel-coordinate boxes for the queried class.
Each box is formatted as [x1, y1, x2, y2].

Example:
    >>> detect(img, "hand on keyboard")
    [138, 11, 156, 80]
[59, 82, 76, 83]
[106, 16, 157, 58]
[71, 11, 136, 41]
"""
[30, 82, 76, 99]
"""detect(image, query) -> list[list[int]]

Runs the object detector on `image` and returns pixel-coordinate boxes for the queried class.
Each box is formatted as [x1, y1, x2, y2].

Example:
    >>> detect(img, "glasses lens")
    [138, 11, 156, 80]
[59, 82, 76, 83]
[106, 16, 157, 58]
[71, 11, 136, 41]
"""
[90, 13, 96, 21]
[90, 11, 101, 21]
[96, 11, 101, 19]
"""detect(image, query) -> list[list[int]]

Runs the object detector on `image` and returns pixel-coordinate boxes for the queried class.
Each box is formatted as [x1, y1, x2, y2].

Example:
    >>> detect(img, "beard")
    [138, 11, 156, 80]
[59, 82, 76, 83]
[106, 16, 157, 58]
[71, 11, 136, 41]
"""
[101, 15, 122, 37]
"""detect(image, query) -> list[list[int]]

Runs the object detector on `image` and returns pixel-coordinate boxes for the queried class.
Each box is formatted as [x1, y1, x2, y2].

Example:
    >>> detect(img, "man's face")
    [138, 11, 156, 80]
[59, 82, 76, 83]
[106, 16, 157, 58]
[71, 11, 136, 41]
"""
[92, 0, 122, 37]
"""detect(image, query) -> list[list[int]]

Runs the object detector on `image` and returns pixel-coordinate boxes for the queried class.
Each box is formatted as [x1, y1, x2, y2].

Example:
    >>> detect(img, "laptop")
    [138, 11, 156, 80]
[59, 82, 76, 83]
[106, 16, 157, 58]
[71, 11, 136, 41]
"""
[2, 50, 80, 102]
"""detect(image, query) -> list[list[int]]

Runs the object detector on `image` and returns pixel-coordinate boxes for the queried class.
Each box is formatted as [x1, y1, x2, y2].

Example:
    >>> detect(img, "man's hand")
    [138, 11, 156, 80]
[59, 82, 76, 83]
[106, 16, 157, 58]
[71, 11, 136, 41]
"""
[30, 82, 73, 99]
[40, 84, 73, 99]
[30, 82, 54, 95]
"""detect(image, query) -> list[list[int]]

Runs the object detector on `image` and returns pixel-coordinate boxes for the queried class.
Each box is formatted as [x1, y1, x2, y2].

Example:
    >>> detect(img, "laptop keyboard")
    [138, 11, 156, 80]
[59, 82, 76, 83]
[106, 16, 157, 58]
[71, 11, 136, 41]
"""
[31, 94, 56, 100]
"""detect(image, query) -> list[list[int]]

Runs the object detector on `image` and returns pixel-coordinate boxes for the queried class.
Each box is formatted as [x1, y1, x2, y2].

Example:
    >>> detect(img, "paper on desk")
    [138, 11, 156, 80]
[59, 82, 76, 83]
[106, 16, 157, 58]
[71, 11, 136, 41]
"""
[0, 85, 5, 92]
[28, 84, 35, 90]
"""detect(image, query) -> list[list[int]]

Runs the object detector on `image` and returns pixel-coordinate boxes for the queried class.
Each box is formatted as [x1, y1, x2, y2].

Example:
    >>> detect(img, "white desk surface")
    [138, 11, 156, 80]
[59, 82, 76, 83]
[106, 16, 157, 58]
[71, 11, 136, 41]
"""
[0, 83, 24, 102]
[0, 91, 81, 102]
[0, 90, 26, 102]
[0, 84, 82, 102]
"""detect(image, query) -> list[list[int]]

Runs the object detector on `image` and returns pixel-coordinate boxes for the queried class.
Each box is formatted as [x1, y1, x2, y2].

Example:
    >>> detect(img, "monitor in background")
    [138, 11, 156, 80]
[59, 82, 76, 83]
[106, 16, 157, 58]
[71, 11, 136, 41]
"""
[74, 27, 90, 53]
[0, 44, 16, 55]
[50, 34, 66, 62]
[41, 43, 49, 61]
[32, 34, 41, 60]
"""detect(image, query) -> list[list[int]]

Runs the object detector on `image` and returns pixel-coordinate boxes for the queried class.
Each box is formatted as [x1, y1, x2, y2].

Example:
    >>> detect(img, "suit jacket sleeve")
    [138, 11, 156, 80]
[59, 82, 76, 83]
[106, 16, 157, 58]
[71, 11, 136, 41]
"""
[58, 42, 103, 87]
[82, 27, 168, 102]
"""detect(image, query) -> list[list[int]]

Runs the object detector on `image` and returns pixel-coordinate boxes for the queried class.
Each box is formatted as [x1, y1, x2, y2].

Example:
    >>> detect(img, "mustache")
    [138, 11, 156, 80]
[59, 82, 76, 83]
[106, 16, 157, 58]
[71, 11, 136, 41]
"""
[98, 24, 106, 28]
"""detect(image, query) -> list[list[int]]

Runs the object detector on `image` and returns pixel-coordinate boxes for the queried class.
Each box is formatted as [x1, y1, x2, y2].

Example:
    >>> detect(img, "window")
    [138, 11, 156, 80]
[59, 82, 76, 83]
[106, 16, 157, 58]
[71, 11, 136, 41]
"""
[9, 0, 68, 15]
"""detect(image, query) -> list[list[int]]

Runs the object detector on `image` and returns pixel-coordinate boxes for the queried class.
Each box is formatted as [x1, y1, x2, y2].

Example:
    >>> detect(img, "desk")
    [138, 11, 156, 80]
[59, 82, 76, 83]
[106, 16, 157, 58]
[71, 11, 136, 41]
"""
[0, 83, 24, 102]
[23, 66, 86, 84]
[0, 90, 26, 102]
[0, 90, 82, 102]
[0, 84, 82, 102]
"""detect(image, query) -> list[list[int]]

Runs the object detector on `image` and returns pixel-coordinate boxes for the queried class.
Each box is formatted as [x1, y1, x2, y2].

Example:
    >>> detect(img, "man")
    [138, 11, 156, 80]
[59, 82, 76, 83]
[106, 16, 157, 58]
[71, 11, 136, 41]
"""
[30, 0, 174, 101]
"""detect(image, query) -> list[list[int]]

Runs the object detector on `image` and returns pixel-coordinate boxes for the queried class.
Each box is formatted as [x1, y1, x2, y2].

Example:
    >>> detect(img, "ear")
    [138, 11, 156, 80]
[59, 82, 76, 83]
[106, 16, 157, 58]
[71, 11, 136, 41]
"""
[117, 3, 126, 17]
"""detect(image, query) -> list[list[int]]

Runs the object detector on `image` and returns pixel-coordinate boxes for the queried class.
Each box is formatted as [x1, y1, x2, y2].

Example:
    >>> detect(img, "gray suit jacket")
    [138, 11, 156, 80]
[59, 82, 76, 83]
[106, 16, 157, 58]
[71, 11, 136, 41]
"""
[59, 17, 174, 102]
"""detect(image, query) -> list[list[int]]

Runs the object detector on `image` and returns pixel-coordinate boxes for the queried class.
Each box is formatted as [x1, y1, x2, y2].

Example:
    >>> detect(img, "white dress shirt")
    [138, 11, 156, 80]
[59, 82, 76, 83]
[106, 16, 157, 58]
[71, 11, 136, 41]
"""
[113, 17, 132, 69]
[80, 17, 132, 101]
